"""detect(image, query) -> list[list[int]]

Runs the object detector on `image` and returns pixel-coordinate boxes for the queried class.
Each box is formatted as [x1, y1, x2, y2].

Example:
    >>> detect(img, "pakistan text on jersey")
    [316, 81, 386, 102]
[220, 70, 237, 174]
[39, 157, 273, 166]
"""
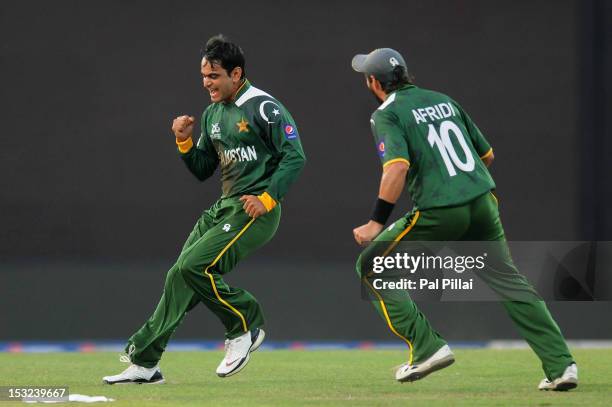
[412, 102, 457, 124]
[219, 146, 258, 166]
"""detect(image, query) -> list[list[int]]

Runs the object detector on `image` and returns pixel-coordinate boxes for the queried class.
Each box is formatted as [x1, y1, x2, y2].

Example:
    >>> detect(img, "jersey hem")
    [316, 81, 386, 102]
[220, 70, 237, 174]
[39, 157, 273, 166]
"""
[176, 137, 194, 153]
[257, 192, 278, 212]
[413, 189, 495, 211]
[383, 158, 410, 168]
[479, 148, 494, 160]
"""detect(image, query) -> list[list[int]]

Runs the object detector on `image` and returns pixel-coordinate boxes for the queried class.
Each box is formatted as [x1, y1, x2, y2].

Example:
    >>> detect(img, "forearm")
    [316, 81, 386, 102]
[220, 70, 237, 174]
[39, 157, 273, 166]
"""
[355, 165, 406, 242]
[378, 163, 408, 203]
[265, 151, 306, 202]
[177, 138, 218, 181]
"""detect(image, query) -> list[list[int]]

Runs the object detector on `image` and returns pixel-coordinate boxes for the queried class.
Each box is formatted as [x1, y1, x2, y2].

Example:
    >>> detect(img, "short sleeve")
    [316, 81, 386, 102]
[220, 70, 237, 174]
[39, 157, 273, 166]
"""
[371, 110, 410, 167]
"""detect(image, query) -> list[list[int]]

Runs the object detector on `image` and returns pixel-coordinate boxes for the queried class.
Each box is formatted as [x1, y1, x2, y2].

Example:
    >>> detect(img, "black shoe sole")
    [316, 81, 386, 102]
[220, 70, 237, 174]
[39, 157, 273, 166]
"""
[399, 357, 455, 383]
[250, 329, 265, 353]
[103, 371, 165, 385]
[217, 353, 251, 378]
[551, 382, 578, 391]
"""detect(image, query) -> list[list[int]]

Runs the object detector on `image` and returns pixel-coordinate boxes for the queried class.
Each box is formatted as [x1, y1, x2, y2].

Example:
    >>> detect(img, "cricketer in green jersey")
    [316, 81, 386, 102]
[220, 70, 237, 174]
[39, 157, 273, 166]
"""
[103, 35, 306, 384]
[351, 48, 577, 391]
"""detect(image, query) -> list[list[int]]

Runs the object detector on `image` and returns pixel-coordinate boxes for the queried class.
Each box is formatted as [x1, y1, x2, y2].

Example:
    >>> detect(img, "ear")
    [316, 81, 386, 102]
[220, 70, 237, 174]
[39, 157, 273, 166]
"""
[369, 75, 382, 92]
[231, 67, 243, 83]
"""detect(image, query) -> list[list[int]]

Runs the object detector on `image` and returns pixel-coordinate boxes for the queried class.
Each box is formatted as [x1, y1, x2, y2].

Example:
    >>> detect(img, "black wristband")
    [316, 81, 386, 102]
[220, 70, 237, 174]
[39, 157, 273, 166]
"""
[371, 198, 395, 225]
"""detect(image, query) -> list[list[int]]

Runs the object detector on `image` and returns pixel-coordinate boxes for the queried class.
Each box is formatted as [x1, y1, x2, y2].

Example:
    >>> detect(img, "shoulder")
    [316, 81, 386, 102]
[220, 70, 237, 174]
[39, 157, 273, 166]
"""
[235, 84, 284, 111]
[371, 95, 399, 125]
[237, 85, 290, 125]
[418, 87, 461, 109]
[377, 92, 398, 112]
[201, 103, 216, 120]
[235, 84, 276, 107]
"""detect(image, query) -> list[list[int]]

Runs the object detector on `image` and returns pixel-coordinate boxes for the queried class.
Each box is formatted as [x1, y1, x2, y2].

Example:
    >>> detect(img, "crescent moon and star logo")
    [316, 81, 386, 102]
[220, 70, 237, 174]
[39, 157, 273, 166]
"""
[259, 100, 281, 124]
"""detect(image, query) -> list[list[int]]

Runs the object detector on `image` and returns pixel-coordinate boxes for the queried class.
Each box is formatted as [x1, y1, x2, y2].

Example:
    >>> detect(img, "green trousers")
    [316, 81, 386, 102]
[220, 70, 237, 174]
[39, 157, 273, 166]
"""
[356, 192, 574, 380]
[127, 197, 281, 368]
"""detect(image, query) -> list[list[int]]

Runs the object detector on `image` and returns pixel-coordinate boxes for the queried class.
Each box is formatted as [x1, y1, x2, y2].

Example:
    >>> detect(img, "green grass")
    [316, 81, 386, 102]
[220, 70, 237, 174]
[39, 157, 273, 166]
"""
[0, 349, 610, 406]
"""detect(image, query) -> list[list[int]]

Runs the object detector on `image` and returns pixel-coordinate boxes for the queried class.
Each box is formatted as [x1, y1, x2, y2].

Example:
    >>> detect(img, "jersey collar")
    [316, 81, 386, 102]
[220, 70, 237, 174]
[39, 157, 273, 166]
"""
[232, 79, 251, 103]
[396, 84, 415, 93]
[382, 84, 415, 103]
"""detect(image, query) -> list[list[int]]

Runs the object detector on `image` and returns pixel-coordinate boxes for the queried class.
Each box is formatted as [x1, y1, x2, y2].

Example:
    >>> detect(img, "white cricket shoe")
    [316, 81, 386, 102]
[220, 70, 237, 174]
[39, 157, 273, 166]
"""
[395, 344, 455, 382]
[538, 363, 578, 391]
[103, 363, 164, 385]
[216, 328, 265, 378]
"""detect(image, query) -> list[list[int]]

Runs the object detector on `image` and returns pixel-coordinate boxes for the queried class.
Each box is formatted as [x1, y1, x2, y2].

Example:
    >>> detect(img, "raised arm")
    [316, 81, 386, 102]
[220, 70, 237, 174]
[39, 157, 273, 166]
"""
[172, 114, 219, 182]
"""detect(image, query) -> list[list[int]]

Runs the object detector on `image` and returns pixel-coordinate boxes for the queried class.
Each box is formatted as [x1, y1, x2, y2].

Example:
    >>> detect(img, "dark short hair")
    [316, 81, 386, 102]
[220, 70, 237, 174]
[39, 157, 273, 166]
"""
[378, 66, 414, 93]
[202, 34, 246, 79]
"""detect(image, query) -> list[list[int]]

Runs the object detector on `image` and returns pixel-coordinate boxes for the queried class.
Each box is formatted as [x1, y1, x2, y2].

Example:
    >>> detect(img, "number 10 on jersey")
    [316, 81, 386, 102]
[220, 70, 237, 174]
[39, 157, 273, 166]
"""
[427, 120, 475, 177]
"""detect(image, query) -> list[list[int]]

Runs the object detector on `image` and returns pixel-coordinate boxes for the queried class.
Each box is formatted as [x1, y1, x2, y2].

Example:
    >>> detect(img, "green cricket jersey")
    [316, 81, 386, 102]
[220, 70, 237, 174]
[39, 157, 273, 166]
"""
[371, 84, 495, 210]
[178, 79, 306, 205]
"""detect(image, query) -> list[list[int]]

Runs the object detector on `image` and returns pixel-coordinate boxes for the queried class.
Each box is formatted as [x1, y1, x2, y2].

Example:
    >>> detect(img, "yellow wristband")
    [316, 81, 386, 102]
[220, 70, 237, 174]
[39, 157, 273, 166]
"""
[257, 192, 277, 212]
[176, 137, 194, 153]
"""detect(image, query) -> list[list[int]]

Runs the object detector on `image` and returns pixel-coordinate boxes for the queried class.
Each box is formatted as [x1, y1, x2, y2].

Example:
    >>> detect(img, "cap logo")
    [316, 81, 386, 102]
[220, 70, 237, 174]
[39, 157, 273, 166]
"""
[389, 57, 400, 67]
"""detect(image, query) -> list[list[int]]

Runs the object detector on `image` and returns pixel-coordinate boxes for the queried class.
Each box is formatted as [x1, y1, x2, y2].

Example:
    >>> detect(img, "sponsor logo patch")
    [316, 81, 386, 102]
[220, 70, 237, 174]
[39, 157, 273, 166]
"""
[378, 141, 385, 157]
[284, 124, 298, 140]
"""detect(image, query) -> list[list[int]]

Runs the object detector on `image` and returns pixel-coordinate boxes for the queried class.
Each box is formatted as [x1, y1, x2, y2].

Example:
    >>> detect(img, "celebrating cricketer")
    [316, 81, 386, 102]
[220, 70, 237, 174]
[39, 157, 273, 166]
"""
[103, 34, 306, 384]
[351, 48, 577, 391]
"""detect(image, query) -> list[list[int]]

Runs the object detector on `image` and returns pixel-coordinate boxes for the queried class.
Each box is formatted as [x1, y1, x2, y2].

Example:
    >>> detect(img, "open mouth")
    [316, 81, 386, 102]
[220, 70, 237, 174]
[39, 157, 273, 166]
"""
[209, 89, 219, 98]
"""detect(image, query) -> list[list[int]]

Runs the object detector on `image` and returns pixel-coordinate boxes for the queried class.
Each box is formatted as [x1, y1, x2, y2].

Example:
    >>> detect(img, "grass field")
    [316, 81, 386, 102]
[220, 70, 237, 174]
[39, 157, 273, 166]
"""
[0, 349, 610, 406]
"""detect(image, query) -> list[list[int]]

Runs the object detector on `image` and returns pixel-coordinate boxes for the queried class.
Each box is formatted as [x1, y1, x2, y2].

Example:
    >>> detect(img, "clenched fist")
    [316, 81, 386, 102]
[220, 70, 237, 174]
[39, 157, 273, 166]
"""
[240, 195, 267, 218]
[172, 115, 195, 141]
[353, 221, 384, 246]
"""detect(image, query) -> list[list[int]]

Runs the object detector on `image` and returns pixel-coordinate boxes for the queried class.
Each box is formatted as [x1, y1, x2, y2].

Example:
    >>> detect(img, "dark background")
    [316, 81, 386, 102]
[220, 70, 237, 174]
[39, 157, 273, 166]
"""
[1, 0, 611, 341]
